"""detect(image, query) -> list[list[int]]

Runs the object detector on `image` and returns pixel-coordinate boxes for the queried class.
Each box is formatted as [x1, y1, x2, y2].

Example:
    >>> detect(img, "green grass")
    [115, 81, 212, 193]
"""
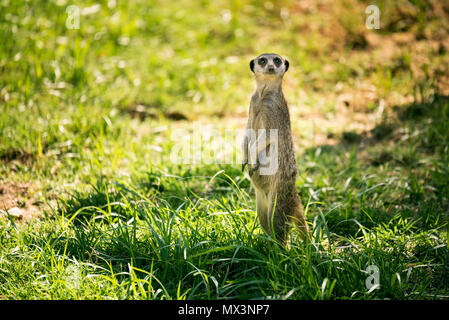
[1, 0, 449, 299]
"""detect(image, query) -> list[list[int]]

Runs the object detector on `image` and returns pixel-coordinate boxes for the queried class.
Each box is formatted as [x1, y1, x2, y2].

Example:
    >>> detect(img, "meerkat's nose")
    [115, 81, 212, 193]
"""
[267, 65, 275, 72]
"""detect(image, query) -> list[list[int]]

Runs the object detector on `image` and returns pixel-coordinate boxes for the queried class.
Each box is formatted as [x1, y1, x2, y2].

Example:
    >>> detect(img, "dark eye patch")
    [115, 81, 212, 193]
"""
[258, 58, 267, 65]
[273, 57, 281, 67]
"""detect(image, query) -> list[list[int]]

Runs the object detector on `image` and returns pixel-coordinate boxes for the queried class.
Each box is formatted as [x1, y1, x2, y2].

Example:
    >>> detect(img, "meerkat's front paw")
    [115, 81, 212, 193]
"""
[249, 161, 260, 177]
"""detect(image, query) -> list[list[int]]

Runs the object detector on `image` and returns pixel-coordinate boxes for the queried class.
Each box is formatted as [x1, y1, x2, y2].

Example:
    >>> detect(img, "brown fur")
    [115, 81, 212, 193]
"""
[242, 53, 309, 244]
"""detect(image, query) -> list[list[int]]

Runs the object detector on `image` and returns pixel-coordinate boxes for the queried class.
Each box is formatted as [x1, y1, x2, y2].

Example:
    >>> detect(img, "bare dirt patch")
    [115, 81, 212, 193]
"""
[0, 182, 42, 221]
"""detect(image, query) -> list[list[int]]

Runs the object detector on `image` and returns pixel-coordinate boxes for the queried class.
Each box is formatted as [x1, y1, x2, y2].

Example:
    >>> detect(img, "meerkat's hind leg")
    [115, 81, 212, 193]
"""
[269, 192, 309, 245]
[255, 190, 270, 233]
[266, 194, 289, 245]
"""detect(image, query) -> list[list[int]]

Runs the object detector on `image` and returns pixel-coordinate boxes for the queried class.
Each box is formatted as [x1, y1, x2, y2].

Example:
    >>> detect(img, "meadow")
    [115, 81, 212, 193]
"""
[0, 0, 448, 299]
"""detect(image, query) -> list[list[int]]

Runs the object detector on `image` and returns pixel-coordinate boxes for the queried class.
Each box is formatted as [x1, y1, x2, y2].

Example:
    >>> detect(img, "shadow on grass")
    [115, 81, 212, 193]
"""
[298, 94, 449, 236]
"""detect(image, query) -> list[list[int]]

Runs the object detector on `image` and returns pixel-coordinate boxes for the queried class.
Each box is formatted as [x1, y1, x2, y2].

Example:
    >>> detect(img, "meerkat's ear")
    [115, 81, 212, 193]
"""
[250, 59, 255, 73]
[284, 59, 289, 72]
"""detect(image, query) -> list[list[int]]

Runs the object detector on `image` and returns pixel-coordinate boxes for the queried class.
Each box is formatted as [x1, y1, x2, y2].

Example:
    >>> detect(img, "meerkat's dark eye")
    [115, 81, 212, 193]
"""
[273, 57, 281, 66]
[258, 58, 267, 65]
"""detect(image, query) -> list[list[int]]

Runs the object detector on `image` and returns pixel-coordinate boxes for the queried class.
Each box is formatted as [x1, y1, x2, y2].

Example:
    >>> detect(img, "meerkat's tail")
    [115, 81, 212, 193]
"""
[290, 199, 309, 241]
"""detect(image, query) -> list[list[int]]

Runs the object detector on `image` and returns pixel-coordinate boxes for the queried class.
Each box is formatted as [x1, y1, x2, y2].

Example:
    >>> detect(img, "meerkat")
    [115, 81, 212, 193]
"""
[242, 53, 309, 244]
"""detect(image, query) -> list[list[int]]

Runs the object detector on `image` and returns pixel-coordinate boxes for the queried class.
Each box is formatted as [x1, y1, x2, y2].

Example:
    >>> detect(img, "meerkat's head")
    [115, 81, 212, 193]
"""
[250, 53, 289, 79]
